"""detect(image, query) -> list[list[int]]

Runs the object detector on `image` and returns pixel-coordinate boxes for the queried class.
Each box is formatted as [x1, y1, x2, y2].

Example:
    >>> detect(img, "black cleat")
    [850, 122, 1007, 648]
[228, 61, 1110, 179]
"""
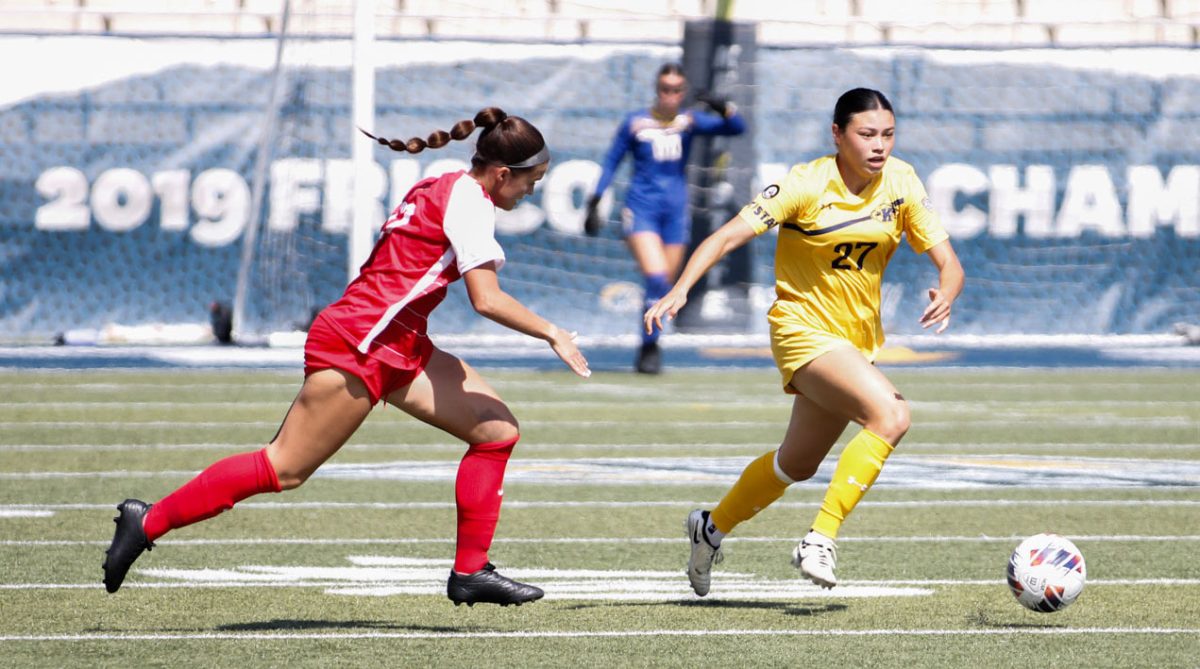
[102, 499, 154, 593]
[446, 563, 544, 607]
[635, 341, 662, 374]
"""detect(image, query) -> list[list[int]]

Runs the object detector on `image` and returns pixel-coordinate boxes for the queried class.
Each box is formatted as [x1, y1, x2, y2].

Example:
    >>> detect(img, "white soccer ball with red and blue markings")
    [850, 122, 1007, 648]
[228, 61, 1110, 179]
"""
[1006, 533, 1087, 613]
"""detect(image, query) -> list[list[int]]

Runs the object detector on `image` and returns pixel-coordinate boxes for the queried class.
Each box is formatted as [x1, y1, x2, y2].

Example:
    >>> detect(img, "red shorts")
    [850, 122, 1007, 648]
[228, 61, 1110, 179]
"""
[303, 312, 433, 404]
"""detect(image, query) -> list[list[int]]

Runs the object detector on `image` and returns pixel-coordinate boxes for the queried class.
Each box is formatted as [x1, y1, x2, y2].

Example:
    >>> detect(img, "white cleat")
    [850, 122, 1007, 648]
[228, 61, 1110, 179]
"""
[792, 532, 838, 589]
[685, 509, 723, 597]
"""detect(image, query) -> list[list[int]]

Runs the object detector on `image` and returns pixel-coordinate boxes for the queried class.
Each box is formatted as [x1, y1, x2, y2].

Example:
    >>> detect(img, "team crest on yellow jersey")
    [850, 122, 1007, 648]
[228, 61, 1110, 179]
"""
[870, 198, 905, 223]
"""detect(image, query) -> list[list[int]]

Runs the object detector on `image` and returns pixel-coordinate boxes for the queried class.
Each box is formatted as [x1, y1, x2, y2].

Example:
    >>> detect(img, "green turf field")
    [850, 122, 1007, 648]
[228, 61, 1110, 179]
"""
[1, 367, 1197, 667]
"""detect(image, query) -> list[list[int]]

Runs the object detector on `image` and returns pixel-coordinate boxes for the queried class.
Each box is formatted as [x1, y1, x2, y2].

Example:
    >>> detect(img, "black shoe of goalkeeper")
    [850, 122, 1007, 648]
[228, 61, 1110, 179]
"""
[635, 342, 662, 375]
[103, 499, 154, 593]
[446, 563, 544, 607]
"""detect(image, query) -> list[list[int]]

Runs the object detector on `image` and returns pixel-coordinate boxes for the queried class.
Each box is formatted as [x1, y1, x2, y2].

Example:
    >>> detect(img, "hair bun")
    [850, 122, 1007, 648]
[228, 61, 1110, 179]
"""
[474, 107, 508, 132]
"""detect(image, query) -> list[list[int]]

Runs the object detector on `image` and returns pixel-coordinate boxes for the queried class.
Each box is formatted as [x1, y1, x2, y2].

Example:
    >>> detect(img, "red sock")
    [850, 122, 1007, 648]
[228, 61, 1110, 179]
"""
[453, 435, 517, 574]
[142, 448, 281, 542]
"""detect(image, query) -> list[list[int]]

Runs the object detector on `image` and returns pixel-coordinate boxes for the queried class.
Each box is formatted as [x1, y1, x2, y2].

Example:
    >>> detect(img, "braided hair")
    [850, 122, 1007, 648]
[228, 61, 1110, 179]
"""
[360, 107, 547, 170]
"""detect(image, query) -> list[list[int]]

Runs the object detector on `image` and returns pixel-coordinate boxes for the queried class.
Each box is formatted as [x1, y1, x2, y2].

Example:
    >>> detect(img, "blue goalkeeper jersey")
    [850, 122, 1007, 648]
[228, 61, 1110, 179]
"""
[594, 107, 746, 213]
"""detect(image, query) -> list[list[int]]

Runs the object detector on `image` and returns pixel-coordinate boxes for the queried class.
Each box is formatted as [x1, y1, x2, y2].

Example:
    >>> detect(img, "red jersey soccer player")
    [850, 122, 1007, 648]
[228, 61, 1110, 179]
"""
[103, 108, 590, 607]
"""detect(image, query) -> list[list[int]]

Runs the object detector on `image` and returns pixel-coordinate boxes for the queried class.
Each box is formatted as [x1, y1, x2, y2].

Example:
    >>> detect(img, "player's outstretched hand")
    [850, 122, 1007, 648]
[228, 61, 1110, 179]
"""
[549, 326, 591, 378]
[919, 287, 953, 334]
[583, 195, 603, 237]
[695, 92, 730, 117]
[644, 289, 686, 336]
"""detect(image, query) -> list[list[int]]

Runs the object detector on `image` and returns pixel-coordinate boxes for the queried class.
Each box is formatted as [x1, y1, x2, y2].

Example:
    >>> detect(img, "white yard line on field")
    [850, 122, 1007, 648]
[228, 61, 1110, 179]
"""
[5, 534, 1199, 548]
[11, 383, 297, 391]
[3, 453, 1199, 487]
[0, 627, 1197, 642]
[2, 446, 1200, 467]
[3, 440, 1199, 453]
[3, 579, 1199, 590]
[0, 399, 1195, 409]
[2, 417, 1195, 431]
[3, 499, 1198, 513]
[3, 549, 1199, 598]
[10, 380, 1195, 392]
[0, 421, 283, 429]
[0, 509, 52, 518]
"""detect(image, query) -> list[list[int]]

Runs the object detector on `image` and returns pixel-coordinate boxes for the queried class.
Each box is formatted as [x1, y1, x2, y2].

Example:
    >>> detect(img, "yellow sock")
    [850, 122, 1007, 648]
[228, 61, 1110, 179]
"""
[709, 451, 792, 534]
[811, 429, 894, 539]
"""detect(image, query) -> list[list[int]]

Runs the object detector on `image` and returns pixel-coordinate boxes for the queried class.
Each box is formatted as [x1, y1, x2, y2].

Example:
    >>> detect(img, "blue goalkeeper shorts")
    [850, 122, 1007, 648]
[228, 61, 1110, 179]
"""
[620, 202, 690, 246]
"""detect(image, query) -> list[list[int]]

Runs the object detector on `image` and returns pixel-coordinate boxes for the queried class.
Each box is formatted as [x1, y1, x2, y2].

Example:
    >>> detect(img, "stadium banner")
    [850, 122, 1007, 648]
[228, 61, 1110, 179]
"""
[1, 35, 1197, 342]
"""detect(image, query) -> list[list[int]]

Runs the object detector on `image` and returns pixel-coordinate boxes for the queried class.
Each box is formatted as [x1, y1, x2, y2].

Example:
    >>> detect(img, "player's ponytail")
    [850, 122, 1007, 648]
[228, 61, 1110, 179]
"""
[359, 107, 548, 170]
[471, 107, 508, 135]
[359, 117, 476, 154]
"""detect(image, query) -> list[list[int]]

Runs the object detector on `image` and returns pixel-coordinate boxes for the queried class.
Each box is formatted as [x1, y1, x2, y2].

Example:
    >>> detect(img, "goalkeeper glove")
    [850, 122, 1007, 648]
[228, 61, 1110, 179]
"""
[583, 195, 603, 237]
[696, 92, 731, 117]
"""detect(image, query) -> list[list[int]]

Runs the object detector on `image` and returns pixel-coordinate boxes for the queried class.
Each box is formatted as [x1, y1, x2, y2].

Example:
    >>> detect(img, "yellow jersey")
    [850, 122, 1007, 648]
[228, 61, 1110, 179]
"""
[739, 154, 948, 357]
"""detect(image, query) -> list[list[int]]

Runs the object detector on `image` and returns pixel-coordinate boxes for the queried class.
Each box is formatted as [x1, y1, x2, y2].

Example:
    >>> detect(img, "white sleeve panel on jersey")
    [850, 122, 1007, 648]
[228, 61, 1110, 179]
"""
[443, 175, 506, 274]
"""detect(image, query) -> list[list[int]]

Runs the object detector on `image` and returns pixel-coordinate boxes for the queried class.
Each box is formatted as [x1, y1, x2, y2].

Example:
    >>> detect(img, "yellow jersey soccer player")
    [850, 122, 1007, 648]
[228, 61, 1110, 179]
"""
[747, 153, 948, 391]
[646, 88, 964, 594]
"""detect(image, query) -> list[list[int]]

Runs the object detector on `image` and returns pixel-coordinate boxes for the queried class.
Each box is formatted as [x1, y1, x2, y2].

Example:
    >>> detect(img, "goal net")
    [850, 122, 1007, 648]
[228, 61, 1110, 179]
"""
[231, 11, 689, 342]
[232, 2, 355, 342]
[231, 9, 1200, 345]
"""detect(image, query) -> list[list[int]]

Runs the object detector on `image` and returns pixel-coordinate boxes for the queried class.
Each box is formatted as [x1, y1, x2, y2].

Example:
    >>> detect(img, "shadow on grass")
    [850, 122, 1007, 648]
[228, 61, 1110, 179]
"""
[214, 619, 471, 634]
[561, 600, 849, 617]
[970, 609, 1069, 629]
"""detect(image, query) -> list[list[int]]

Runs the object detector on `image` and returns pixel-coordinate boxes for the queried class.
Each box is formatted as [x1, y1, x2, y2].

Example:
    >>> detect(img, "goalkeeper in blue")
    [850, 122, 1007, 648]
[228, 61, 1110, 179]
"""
[585, 62, 746, 374]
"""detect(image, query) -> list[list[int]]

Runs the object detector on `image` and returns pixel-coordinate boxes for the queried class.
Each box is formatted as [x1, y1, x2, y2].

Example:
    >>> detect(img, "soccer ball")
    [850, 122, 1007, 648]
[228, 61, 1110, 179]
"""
[1006, 533, 1087, 613]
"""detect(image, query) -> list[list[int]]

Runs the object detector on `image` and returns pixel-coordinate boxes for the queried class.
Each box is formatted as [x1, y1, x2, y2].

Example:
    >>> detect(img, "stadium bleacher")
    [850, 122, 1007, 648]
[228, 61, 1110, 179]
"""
[0, 0, 1196, 45]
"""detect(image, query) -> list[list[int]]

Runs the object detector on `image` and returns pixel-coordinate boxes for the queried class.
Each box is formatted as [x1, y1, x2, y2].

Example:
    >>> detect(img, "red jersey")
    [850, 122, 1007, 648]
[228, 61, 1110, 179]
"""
[320, 171, 506, 369]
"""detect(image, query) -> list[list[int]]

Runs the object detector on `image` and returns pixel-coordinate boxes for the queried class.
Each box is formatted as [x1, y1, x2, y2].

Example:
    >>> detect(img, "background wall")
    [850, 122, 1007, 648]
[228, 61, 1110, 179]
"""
[0, 35, 1197, 341]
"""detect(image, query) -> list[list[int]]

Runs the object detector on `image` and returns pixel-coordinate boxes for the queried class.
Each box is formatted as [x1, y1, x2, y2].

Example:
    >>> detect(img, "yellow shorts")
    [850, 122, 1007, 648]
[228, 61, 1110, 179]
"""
[768, 305, 878, 394]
